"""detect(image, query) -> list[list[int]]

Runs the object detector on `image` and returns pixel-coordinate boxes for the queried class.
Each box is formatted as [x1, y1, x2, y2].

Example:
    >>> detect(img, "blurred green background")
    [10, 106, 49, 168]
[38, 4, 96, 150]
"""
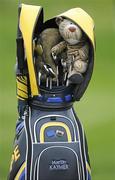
[0, 0, 114, 179]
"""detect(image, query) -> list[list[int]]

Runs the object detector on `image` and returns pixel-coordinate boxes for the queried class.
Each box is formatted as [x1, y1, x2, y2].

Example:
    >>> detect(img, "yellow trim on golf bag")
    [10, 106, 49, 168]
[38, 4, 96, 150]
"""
[15, 162, 26, 180]
[19, 4, 42, 96]
[17, 76, 28, 100]
[86, 161, 91, 175]
[59, 8, 95, 50]
[40, 122, 72, 143]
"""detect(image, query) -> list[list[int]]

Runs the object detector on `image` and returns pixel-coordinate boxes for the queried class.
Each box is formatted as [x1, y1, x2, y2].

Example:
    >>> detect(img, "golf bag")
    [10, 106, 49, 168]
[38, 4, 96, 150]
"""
[8, 4, 95, 180]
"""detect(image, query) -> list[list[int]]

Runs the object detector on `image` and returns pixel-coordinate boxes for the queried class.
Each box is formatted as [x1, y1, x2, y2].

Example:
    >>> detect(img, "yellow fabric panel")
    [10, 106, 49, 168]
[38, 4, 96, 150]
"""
[59, 8, 95, 50]
[20, 4, 42, 96]
[17, 76, 27, 85]
[17, 95, 25, 101]
[40, 122, 72, 143]
[17, 89, 28, 99]
[17, 80, 28, 93]
[15, 162, 26, 180]
[17, 77, 28, 99]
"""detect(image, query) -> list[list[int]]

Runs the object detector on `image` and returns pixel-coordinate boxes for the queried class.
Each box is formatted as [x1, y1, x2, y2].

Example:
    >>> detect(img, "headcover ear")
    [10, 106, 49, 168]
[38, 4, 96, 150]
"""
[56, 16, 64, 26]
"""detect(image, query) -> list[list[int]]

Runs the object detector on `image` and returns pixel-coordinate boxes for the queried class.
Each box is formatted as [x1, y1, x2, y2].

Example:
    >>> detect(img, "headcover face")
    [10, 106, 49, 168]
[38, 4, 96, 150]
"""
[59, 8, 95, 49]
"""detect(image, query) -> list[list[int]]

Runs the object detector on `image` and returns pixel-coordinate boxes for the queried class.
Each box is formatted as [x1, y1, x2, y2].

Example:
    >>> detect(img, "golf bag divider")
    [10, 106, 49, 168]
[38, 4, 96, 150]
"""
[30, 86, 74, 110]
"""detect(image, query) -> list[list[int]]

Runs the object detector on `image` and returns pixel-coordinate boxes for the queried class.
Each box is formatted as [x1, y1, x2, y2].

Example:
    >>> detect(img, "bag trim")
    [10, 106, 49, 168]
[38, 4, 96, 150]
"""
[40, 122, 72, 143]
[34, 114, 77, 143]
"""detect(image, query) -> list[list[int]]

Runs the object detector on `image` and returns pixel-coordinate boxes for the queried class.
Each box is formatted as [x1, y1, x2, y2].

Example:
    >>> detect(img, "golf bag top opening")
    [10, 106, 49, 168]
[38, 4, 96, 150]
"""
[16, 4, 95, 106]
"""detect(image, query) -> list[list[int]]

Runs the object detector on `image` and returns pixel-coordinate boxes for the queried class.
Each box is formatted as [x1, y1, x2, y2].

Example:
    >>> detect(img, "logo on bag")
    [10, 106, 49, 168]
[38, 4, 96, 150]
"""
[10, 145, 20, 171]
[49, 160, 69, 171]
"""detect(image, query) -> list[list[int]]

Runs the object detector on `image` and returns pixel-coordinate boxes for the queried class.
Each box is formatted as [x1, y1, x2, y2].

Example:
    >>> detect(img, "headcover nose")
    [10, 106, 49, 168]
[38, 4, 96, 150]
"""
[69, 26, 76, 32]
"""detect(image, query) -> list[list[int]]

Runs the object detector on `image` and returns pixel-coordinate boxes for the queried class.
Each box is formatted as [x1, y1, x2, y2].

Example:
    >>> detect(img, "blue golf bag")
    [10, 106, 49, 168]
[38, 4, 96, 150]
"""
[8, 4, 95, 180]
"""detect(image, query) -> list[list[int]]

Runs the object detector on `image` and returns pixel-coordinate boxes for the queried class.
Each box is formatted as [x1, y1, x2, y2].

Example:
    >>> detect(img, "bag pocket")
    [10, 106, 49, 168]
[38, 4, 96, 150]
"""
[34, 115, 76, 143]
[34, 146, 82, 180]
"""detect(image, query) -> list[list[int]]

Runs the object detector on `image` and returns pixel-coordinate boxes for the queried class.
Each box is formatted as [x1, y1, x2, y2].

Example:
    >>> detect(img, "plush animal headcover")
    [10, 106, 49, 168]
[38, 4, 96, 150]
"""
[56, 16, 83, 45]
